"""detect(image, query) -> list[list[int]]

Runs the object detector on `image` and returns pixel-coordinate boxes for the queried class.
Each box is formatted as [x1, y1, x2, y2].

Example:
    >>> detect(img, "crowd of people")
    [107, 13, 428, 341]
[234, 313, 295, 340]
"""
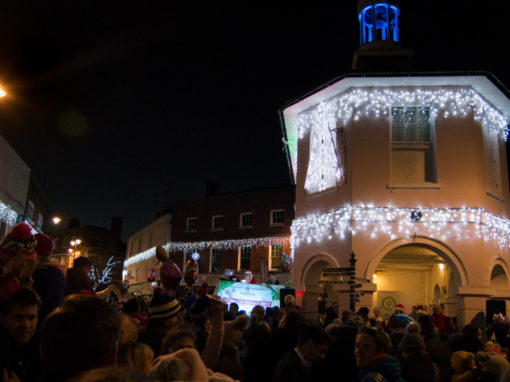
[2, 223, 510, 381]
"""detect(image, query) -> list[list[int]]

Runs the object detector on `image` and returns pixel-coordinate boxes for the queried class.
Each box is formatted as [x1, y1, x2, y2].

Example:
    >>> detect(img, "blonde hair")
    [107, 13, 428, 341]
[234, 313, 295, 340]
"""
[118, 342, 154, 375]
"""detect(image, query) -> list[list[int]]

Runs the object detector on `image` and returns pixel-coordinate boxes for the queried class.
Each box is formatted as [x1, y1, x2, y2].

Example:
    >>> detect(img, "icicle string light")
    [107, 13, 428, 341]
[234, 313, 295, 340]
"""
[0, 201, 18, 226]
[291, 205, 510, 253]
[124, 236, 290, 267]
[296, 87, 509, 140]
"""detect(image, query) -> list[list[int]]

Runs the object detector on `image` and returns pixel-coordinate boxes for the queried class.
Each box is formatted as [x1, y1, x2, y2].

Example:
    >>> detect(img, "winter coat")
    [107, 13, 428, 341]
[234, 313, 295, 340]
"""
[359, 355, 406, 382]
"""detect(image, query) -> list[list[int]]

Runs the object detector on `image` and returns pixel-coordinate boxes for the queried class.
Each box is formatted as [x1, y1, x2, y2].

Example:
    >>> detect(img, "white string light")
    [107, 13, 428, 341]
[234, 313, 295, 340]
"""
[124, 236, 290, 267]
[0, 201, 18, 227]
[291, 205, 510, 255]
[296, 87, 508, 140]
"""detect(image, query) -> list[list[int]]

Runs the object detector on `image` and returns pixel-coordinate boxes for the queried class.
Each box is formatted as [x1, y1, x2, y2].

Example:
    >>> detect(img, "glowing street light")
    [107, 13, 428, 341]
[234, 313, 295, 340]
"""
[0, 88, 6, 98]
[52, 216, 62, 225]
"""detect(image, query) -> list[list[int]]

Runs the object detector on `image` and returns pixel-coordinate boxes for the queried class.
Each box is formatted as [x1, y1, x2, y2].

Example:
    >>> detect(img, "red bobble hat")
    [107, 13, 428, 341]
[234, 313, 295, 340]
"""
[35, 233, 54, 257]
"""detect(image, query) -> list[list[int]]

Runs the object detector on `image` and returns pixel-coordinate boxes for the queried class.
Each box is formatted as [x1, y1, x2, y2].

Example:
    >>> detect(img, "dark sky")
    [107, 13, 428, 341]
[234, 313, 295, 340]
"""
[0, 2, 508, 240]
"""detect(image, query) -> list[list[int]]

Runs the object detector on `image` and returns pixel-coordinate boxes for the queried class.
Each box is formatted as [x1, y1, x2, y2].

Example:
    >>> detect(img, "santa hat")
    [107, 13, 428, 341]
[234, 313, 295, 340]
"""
[35, 233, 54, 257]
[395, 304, 404, 310]
[0, 277, 21, 304]
[0, 223, 37, 263]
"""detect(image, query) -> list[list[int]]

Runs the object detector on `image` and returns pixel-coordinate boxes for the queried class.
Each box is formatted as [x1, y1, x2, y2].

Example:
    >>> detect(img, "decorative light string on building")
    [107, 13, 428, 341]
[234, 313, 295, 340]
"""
[296, 87, 508, 140]
[124, 236, 290, 267]
[291, 205, 510, 251]
[0, 201, 18, 226]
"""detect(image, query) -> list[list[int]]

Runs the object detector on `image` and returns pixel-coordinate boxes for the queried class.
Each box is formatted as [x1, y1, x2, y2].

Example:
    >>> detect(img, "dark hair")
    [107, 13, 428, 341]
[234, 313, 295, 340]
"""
[358, 307, 369, 317]
[161, 329, 196, 355]
[123, 297, 140, 314]
[41, 294, 121, 381]
[462, 323, 481, 340]
[73, 257, 92, 268]
[72, 366, 152, 382]
[357, 326, 391, 353]
[0, 286, 41, 314]
[298, 324, 332, 347]
[229, 303, 239, 310]
[388, 316, 404, 330]
[193, 314, 211, 332]
[418, 314, 436, 337]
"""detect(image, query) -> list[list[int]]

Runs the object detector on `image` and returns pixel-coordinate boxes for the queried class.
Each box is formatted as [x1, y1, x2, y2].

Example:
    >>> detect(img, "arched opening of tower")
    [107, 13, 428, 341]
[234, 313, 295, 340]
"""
[373, 244, 458, 322]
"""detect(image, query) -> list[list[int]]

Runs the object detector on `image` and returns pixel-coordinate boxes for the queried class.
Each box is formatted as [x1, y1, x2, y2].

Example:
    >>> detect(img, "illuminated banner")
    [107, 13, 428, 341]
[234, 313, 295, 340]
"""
[215, 280, 284, 313]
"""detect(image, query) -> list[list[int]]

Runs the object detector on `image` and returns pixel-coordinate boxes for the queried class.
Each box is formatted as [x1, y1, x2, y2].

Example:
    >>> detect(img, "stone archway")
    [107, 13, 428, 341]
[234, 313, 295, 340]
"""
[300, 253, 338, 322]
[366, 236, 466, 320]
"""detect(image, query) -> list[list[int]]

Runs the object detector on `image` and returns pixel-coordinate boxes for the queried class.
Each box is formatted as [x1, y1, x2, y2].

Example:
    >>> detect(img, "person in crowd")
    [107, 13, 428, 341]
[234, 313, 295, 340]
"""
[355, 326, 405, 382]
[71, 366, 152, 382]
[123, 295, 147, 327]
[273, 324, 331, 382]
[243, 321, 272, 382]
[117, 342, 154, 375]
[432, 304, 452, 340]
[355, 307, 370, 327]
[418, 314, 452, 382]
[322, 305, 338, 328]
[40, 294, 121, 382]
[267, 271, 280, 285]
[0, 287, 41, 382]
[370, 306, 385, 330]
[225, 302, 239, 320]
[193, 313, 212, 353]
[32, 233, 66, 327]
[214, 314, 249, 380]
[137, 288, 182, 358]
[119, 313, 138, 345]
[65, 256, 93, 295]
[394, 304, 405, 315]
[249, 305, 265, 326]
[160, 328, 196, 355]
[450, 323, 485, 354]
[398, 328, 439, 382]
[387, 316, 406, 354]
[451, 350, 478, 382]
[476, 350, 509, 381]
[316, 321, 360, 382]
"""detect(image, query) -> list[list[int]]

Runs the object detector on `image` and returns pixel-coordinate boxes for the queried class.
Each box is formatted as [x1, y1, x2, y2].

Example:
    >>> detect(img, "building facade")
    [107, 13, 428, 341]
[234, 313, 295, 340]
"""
[281, 74, 510, 326]
[124, 213, 172, 294]
[123, 186, 294, 293]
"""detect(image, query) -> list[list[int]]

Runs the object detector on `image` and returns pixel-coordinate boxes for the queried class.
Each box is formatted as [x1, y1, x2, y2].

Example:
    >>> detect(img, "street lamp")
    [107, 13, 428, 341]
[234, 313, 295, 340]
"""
[0, 88, 7, 98]
[69, 238, 82, 260]
[52, 216, 62, 225]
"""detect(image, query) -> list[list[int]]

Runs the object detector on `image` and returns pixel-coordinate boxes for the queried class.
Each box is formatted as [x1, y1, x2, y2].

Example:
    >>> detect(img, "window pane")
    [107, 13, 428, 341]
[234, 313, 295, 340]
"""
[241, 246, 251, 269]
[271, 244, 283, 268]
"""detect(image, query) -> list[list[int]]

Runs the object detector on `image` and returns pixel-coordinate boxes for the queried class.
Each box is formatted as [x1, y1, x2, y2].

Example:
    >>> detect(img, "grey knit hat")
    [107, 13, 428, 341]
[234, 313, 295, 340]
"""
[399, 332, 426, 353]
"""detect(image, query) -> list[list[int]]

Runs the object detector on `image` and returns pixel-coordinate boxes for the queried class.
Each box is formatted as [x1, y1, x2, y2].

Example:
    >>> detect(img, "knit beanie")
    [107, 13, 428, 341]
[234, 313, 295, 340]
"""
[35, 233, 54, 257]
[149, 288, 181, 321]
[399, 332, 426, 354]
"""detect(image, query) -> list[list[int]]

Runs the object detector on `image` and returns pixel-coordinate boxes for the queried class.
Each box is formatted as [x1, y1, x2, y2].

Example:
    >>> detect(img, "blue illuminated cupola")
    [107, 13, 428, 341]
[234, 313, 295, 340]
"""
[353, 0, 412, 71]
[359, 2, 399, 45]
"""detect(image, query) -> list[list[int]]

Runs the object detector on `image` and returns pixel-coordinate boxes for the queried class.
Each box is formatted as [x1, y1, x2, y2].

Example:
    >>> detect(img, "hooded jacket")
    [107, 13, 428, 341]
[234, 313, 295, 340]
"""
[359, 355, 406, 382]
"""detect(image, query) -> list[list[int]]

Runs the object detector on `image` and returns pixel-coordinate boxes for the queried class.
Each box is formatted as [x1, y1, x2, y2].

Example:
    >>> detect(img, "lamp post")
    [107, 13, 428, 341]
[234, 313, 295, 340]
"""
[68, 238, 82, 267]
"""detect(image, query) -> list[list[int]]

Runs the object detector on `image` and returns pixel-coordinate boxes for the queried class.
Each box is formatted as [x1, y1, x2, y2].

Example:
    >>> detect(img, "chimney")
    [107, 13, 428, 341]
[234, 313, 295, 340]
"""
[111, 216, 122, 238]
[68, 217, 80, 229]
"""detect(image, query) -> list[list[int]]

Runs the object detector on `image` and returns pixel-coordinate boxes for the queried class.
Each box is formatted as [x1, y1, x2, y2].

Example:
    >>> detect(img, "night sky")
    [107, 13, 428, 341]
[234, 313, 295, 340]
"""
[0, 2, 508, 240]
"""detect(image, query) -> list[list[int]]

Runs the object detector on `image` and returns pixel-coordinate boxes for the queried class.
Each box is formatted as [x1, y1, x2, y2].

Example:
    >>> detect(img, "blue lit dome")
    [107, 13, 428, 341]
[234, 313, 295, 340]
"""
[358, 1, 399, 45]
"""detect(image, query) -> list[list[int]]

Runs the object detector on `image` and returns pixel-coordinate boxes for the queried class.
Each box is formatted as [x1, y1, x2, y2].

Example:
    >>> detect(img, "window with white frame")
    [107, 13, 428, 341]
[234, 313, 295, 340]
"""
[270, 210, 284, 226]
[186, 217, 198, 232]
[270, 244, 283, 269]
[391, 106, 436, 183]
[240, 246, 251, 270]
[211, 247, 222, 273]
[212, 215, 224, 231]
[240, 212, 253, 228]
